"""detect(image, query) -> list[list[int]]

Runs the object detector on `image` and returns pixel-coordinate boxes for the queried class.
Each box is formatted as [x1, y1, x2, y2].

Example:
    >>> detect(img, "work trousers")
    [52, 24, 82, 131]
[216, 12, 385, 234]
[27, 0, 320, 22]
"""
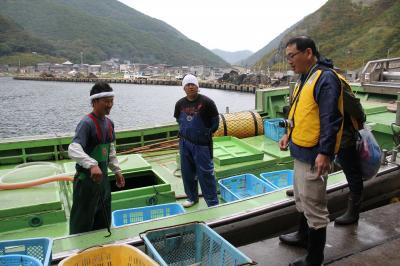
[69, 174, 111, 235]
[337, 145, 363, 195]
[293, 159, 330, 229]
[179, 138, 218, 207]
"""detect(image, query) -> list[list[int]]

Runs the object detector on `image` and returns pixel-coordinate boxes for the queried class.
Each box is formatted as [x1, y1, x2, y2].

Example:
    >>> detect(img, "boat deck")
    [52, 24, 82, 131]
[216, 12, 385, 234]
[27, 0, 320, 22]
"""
[238, 201, 400, 265]
[3, 132, 400, 260]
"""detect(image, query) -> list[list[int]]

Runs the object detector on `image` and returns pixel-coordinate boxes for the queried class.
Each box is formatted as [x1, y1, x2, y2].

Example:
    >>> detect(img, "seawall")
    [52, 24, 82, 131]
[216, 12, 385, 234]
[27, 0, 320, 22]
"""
[13, 76, 259, 93]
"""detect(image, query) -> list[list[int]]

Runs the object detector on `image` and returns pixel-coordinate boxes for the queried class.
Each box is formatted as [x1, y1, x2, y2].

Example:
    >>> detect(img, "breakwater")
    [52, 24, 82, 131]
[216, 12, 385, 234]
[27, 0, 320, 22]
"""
[14, 76, 260, 93]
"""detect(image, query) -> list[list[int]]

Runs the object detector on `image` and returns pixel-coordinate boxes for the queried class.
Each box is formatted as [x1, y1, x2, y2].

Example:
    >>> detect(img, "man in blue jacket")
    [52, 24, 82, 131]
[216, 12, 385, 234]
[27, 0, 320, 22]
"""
[174, 74, 219, 208]
[278, 36, 344, 266]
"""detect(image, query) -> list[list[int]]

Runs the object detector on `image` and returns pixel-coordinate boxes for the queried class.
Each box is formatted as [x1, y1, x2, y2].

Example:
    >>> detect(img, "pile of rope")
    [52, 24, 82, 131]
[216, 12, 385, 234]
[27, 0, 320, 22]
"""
[117, 138, 179, 155]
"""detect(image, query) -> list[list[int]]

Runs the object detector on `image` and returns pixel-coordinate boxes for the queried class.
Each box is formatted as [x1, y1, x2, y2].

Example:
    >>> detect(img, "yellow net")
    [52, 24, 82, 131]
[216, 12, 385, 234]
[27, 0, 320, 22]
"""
[214, 111, 264, 139]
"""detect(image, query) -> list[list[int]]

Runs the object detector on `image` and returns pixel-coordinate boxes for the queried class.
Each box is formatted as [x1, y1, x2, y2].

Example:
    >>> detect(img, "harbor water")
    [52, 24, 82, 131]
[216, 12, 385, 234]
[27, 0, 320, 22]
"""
[0, 77, 255, 138]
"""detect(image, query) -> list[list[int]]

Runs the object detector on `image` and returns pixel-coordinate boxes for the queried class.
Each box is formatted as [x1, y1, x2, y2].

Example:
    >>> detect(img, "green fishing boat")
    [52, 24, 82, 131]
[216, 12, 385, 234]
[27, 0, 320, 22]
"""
[1, 58, 400, 264]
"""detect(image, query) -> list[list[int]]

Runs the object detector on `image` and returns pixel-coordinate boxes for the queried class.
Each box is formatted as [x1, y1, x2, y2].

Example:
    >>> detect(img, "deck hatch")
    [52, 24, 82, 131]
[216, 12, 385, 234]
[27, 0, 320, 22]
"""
[213, 136, 264, 166]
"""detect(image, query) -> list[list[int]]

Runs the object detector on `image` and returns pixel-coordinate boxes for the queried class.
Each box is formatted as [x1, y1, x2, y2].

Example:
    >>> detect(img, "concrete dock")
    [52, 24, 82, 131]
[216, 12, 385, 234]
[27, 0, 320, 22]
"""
[239, 201, 400, 265]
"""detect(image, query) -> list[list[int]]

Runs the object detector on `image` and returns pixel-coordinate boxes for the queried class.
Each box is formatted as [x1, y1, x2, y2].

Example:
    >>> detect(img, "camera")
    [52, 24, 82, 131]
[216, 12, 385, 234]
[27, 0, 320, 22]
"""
[278, 119, 293, 129]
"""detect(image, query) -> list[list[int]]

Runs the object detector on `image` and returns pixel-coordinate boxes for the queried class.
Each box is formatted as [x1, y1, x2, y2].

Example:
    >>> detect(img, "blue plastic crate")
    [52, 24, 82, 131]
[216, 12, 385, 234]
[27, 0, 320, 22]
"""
[260, 170, 294, 189]
[141, 222, 255, 266]
[112, 203, 186, 227]
[218, 173, 277, 202]
[0, 238, 52, 266]
[264, 118, 286, 141]
[0, 254, 42, 266]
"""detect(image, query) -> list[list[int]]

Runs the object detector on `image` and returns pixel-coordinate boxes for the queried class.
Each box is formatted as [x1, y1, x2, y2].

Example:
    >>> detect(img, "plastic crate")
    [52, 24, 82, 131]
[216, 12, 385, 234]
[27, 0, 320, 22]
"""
[218, 173, 277, 202]
[0, 238, 52, 266]
[0, 254, 42, 266]
[58, 244, 158, 266]
[112, 203, 185, 227]
[260, 170, 294, 189]
[141, 222, 255, 266]
[264, 118, 286, 141]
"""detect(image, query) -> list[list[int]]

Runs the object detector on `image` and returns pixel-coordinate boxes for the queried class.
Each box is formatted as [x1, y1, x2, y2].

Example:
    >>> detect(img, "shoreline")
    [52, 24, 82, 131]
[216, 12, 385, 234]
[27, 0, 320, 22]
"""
[13, 76, 264, 93]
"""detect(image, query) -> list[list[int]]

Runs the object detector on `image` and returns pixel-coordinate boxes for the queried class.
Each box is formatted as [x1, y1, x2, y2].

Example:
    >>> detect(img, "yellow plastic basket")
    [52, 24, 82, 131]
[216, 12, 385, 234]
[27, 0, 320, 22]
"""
[58, 244, 158, 266]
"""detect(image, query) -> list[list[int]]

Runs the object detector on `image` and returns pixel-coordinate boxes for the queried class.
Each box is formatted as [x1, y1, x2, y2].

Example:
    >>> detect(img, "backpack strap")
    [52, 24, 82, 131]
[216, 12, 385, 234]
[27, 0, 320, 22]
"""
[335, 73, 365, 130]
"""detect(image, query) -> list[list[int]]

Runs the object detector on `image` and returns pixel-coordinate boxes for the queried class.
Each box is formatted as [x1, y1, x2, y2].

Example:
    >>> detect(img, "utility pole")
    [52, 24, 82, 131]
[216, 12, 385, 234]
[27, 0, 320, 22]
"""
[282, 54, 286, 73]
[80, 51, 83, 65]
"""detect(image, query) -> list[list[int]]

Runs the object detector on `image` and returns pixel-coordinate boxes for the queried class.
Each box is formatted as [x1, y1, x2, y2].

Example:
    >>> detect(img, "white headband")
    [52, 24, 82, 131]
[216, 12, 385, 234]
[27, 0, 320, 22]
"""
[89, 91, 115, 101]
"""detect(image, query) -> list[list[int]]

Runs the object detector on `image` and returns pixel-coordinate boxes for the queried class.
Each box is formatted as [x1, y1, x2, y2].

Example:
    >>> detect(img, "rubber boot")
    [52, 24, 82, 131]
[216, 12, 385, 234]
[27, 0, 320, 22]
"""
[279, 213, 308, 248]
[335, 193, 362, 225]
[289, 227, 326, 266]
[286, 188, 294, 197]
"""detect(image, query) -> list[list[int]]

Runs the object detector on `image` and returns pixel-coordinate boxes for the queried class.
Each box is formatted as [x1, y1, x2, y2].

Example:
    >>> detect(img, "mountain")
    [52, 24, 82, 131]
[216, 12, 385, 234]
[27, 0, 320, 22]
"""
[0, 15, 54, 56]
[0, 0, 227, 66]
[0, 15, 65, 66]
[254, 0, 400, 70]
[238, 24, 298, 67]
[211, 49, 253, 65]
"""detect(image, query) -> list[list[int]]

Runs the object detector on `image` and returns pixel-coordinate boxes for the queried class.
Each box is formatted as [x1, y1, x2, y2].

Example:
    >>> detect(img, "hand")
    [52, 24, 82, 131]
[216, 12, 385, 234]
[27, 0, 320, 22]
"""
[90, 165, 103, 183]
[315, 154, 331, 177]
[279, 134, 289, 151]
[115, 172, 125, 188]
[208, 129, 213, 139]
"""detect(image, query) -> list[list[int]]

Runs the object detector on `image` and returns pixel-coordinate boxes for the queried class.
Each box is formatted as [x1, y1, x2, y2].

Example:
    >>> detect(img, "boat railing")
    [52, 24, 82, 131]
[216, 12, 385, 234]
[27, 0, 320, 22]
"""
[0, 123, 179, 165]
[361, 57, 400, 84]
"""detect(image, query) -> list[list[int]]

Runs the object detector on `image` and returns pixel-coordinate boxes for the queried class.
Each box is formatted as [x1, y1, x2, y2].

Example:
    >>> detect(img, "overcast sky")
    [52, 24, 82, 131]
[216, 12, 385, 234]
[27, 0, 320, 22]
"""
[118, 0, 328, 53]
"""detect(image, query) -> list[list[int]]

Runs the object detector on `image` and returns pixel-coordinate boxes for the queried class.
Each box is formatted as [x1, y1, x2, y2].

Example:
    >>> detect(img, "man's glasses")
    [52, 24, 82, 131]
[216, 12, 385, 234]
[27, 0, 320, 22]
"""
[286, 51, 302, 61]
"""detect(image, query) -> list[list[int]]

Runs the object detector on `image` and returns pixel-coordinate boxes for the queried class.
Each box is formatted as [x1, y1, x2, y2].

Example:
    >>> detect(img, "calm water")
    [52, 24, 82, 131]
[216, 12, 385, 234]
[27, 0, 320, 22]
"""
[0, 77, 255, 138]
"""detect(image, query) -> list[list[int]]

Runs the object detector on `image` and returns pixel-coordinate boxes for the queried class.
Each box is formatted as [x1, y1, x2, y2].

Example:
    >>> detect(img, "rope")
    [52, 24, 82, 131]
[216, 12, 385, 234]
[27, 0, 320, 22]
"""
[146, 185, 172, 205]
[391, 123, 400, 148]
[0, 175, 73, 190]
[97, 185, 112, 238]
[249, 111, 259, 135]
[117, 138, 179, 155]
[173, 168, 181, 177]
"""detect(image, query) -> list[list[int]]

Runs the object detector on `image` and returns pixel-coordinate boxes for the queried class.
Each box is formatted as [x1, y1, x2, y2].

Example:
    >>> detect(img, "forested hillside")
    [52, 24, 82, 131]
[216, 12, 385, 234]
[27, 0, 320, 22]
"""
[254, 0, 400, 70]
[0, 0, 227, 66]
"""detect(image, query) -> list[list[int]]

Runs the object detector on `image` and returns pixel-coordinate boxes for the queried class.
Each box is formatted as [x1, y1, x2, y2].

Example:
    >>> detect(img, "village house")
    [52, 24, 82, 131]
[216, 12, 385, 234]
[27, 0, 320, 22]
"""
[36, 63, 51, 73]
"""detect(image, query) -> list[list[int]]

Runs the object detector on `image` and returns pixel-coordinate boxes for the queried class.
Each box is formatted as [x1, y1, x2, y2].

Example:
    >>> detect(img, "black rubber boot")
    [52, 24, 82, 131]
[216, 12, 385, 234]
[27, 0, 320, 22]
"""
[279, 213, 308, 248]
[286, 188, 294, 197]
[335, 193, 362, 225]
[289, 227, 326, 266]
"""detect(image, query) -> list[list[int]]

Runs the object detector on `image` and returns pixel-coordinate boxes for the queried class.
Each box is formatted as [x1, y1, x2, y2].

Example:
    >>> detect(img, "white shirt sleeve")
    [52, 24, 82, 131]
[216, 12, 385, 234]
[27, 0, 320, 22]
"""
[68, 142, 98, 169]
[108, 142, 121, 174]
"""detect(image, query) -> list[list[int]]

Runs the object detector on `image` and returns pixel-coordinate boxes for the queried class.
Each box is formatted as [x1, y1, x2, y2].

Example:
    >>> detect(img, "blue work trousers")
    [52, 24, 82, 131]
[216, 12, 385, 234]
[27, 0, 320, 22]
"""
[179, 139, 218, 207]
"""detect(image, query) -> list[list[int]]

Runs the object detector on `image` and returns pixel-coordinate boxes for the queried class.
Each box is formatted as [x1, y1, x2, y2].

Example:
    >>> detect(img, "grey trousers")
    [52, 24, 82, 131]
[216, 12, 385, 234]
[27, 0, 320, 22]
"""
[293, 159, 330, 229]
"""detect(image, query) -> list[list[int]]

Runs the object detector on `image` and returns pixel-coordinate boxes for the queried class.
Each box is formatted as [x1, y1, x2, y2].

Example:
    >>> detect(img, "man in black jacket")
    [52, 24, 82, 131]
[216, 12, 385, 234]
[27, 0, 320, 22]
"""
[334, 68, 366, 225]
[174, 74, 220, 208]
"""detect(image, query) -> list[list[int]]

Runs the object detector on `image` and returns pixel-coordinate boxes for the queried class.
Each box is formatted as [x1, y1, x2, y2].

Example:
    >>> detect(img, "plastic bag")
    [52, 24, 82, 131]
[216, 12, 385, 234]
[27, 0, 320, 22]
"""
[357, 127, 381, 180]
